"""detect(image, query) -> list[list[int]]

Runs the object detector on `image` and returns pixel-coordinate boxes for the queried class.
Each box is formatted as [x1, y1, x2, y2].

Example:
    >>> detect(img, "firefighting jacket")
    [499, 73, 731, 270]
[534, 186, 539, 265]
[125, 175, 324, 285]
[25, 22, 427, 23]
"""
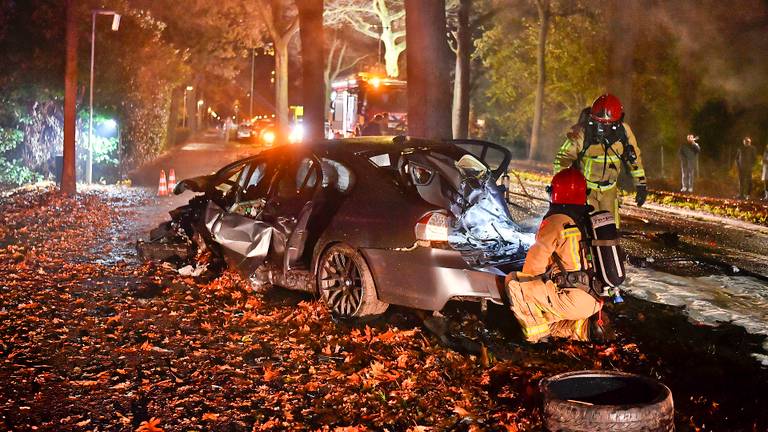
[553, 122, 646, 192]
[522, 213, 585, 278]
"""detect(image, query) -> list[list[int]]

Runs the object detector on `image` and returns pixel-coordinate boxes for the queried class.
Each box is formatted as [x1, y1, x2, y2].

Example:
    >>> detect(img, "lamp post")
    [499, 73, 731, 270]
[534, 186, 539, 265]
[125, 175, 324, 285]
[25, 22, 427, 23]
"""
[88, 9, 121, 184]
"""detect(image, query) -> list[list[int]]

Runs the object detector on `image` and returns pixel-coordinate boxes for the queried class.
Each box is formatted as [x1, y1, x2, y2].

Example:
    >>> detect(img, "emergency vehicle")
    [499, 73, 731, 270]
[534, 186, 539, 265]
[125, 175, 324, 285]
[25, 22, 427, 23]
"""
[328, 73, 407, 137]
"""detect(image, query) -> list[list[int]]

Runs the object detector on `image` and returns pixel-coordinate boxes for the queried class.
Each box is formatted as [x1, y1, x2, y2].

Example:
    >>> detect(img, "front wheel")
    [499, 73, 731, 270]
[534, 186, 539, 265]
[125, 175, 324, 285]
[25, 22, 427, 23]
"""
[317, 244, 388, 318]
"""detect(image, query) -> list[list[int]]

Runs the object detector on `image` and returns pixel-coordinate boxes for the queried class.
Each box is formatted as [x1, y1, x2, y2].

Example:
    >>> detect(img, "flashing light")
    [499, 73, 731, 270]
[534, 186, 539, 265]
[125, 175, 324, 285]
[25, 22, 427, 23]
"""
[186, 85, 194, 91]
[271, 114, 276, 118]
[262, 130, 276, 145]
[370, 77, 381, 88]
[288, 124, 304, 144]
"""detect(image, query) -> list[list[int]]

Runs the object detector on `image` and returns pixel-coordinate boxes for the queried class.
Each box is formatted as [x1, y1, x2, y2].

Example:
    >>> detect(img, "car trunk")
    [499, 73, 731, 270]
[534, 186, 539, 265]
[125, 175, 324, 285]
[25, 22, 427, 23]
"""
[399, 143, 534, 269]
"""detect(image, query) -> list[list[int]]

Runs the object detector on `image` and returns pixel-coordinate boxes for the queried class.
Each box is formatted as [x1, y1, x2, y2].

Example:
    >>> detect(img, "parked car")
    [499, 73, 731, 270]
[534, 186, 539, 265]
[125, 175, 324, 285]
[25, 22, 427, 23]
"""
[149, 136, 534, 317]
[236, 122, 253, 141]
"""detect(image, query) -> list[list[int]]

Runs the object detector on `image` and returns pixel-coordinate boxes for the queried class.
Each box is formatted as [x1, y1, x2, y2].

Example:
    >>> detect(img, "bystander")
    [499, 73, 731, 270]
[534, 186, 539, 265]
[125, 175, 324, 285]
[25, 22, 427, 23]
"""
[680, 134, 700, 193]
[736, 137, 756, 199]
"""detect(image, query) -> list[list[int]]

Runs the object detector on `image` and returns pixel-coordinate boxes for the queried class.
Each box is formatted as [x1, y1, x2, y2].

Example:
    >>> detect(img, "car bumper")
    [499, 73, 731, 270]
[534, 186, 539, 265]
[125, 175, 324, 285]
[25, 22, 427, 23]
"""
[360, 246, 523, 311]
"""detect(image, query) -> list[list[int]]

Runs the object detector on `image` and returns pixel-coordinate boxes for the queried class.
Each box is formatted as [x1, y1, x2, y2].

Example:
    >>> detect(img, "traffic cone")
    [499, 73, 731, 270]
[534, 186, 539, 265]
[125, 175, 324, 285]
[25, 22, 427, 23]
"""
[167, 168, 176, 193]
[158, 170, 168, 196]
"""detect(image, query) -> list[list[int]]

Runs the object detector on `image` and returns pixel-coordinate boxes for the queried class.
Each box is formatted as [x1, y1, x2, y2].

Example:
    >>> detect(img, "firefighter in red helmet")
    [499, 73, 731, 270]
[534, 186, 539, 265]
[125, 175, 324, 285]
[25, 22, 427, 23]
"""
[554, 94, 647, 227]
[505, 168, 602, 342]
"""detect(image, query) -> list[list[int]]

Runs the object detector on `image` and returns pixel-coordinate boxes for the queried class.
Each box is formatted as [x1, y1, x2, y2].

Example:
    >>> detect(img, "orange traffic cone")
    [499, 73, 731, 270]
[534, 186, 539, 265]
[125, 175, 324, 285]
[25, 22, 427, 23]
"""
[167, 168, 176, 193]
[158, 170, 168, 196]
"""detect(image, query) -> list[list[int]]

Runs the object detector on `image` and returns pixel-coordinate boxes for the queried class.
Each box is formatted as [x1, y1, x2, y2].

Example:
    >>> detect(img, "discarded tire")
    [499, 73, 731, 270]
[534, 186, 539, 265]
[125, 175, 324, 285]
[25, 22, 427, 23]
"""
[540, 370, 674, 432]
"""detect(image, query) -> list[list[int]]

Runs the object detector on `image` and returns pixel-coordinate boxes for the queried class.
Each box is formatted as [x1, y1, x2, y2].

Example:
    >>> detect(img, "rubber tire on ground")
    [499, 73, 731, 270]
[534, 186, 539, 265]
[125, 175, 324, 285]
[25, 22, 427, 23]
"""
[317, 243, 388, 318]
[541, 370, 674, 432]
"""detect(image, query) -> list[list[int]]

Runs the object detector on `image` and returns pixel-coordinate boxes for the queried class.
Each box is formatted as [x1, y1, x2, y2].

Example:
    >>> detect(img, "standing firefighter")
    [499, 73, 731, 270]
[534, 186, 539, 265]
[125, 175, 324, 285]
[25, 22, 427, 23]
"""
[554, 94, 647, 226]
[505, 168, 625, 343]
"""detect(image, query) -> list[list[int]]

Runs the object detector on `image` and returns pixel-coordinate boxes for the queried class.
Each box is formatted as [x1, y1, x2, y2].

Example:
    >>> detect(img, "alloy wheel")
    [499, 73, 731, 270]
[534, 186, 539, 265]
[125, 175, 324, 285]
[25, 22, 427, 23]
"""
[319, 250, 363, 317]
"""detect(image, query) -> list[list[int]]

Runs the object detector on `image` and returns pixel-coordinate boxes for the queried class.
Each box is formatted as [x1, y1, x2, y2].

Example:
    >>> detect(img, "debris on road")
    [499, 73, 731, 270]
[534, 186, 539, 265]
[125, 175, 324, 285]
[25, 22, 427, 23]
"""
[1, 186, 767, 431]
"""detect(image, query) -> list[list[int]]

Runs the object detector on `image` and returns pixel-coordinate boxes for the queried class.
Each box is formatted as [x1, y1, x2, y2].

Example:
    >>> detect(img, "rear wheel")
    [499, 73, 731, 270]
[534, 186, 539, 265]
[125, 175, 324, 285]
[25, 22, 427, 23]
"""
[317, 244, 388, 318]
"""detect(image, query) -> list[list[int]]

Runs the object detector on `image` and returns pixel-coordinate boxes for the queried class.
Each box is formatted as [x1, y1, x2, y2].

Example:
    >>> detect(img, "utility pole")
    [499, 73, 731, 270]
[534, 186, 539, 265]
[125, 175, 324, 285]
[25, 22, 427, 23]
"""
[62, 0, 77, 194]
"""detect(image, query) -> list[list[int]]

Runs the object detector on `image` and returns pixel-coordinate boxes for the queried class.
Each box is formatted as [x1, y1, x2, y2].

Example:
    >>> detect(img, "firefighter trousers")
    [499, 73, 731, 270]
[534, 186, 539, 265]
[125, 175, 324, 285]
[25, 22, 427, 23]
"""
[588, 185, 620, 227]
[506, 272, 602, 343]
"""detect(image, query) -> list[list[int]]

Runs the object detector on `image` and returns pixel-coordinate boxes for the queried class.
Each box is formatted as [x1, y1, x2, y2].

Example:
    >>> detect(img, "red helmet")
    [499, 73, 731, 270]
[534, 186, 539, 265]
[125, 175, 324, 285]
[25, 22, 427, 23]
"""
[590, 94, 623, 124]
[550, 167, 587, 205]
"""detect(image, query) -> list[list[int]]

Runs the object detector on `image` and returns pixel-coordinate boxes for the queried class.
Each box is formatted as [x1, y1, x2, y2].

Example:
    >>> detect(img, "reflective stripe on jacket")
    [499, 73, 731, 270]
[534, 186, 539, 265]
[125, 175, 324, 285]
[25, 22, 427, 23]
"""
[553, 122, 646, 188]
[522, 213, 584, 277]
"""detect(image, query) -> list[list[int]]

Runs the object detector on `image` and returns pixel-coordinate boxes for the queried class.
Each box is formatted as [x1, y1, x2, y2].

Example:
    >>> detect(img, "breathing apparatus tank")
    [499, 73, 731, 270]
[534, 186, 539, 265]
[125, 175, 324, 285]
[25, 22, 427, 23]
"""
[587, 211, 626, 302]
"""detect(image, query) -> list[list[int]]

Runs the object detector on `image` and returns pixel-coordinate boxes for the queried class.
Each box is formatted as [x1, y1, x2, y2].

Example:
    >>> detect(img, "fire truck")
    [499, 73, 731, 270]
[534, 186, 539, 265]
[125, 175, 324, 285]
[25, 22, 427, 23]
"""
[328, 73, 407, 137]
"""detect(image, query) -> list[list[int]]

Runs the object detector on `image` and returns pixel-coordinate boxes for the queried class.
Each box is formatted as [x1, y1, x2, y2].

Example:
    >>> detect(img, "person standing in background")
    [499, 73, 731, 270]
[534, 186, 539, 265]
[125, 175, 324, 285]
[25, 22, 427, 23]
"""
[679, 134, 700, 193]
[736, 137, 756, 199]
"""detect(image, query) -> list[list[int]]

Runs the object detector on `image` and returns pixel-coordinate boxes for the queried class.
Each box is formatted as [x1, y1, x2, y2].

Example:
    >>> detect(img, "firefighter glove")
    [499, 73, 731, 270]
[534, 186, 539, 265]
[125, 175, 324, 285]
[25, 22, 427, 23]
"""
[635, 184, 647, 207]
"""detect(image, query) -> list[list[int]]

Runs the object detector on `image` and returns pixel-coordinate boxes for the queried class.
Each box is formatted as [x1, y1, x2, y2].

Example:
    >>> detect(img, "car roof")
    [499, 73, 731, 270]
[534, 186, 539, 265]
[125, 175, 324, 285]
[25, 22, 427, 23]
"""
[217, 136, 466, 174]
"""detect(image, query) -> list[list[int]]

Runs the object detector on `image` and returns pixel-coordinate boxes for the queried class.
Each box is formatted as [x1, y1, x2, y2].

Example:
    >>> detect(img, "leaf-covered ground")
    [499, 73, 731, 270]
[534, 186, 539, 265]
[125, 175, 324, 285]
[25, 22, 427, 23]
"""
[1, 186, 767, 431]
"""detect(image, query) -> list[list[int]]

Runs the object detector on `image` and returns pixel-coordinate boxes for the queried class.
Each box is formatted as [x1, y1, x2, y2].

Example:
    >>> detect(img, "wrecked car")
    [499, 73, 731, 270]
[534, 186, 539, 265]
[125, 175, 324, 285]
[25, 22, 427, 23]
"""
[144, 136, 534, 317]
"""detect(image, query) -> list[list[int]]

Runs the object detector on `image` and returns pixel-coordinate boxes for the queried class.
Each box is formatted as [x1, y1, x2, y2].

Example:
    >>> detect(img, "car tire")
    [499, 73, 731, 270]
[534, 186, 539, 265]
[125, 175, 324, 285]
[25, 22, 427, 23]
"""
[540, 370, 675, 432]
[317, 243, 388, 318]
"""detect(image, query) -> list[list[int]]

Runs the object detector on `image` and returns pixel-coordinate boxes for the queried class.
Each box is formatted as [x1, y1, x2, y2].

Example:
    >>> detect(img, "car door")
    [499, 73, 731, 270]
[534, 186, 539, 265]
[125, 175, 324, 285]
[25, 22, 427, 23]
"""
[204, 158, 279, 268]
[259, 152, 324, 272]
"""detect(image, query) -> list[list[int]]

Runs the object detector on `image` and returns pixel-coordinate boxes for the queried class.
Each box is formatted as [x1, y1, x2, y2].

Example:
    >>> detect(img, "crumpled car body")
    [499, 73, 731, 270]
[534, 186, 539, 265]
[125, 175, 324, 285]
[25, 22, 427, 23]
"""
[164, 136, 534, 315]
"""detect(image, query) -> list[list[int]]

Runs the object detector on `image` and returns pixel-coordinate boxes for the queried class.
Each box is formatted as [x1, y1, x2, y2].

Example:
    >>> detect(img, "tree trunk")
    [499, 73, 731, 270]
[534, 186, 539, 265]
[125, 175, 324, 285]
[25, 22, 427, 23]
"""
[405, 0, 452, 140]
[274, 37, 291, 140]
[297, 0, 325, 141]
[62, 0, 77, 194]
[529, 0, 549, 161]
[165, 87, 181, 147]
[452, 0, 471, 139]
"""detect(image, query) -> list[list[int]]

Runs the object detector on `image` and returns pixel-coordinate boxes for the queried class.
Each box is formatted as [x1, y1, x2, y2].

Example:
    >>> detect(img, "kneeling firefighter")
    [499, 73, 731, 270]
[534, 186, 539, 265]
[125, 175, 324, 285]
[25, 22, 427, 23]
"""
[505, 167, 626, 343]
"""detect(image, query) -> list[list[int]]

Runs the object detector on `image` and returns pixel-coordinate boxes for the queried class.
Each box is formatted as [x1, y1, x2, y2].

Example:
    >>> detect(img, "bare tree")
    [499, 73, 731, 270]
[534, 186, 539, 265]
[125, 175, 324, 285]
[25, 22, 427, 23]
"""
[297, 0, 325, 141]
[325, 0, 406, 77]
[62, 0, 77, 194]
[255, 0, 299, 139]
[324, 29, 369, 98]
[406, 0, 452, 140]
[529, 0, 585, 160]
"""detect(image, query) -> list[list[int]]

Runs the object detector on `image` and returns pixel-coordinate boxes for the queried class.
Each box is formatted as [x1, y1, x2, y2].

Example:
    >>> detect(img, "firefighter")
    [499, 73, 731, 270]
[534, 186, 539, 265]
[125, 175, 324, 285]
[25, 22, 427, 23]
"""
[505, 168, 602, 343]
[553, 94, 647, 227]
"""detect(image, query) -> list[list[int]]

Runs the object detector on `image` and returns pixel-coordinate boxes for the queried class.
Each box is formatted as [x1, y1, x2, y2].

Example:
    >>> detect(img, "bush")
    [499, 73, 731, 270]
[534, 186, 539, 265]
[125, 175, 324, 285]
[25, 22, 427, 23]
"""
[0, 127, 40, 185]
[0, 158, 41, 185]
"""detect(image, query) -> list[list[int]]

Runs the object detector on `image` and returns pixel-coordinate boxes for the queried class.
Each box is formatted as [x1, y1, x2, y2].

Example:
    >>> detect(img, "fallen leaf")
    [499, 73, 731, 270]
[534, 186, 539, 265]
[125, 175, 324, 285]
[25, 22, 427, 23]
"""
[135, 417, 163, 432]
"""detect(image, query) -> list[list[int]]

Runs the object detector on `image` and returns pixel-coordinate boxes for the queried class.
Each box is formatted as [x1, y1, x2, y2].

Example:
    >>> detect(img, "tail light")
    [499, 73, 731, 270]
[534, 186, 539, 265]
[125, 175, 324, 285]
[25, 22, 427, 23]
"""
[415, 211, 452, 242]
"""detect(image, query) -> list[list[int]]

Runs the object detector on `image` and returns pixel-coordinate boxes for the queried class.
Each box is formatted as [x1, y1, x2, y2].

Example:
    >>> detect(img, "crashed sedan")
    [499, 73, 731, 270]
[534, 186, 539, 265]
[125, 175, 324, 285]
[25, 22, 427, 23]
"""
[147, 136, 534, 317]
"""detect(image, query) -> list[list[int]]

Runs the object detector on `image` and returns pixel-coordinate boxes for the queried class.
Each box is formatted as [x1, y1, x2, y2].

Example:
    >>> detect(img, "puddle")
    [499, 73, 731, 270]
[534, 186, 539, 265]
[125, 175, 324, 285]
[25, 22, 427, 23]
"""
[624, 265, 768, 364]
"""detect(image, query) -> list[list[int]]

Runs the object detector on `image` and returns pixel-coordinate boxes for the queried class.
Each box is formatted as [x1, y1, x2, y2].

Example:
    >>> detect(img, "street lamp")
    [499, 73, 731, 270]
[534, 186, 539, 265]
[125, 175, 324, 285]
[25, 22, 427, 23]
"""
[87, 9, 121, 184]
